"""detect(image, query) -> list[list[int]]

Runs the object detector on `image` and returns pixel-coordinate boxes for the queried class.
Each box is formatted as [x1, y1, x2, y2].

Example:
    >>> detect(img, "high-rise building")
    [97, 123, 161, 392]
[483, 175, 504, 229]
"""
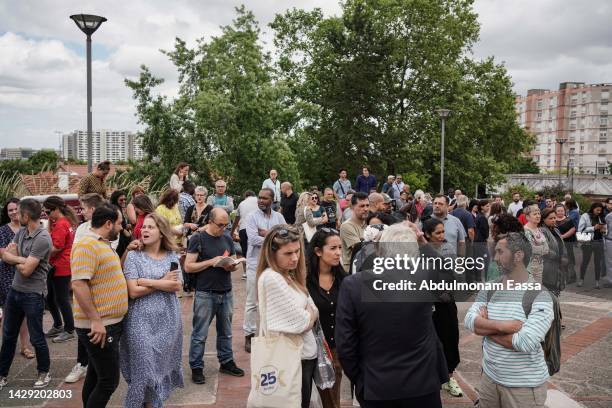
[61, 130, 144, 162]
[515, 82, 611, 174]
[0, 147, 37, 160]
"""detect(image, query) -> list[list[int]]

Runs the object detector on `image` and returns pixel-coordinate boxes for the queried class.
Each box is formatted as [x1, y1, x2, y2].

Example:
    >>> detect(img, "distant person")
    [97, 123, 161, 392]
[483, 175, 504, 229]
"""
[320, 188, 340, 229]
[178, 180, 196, 220]
[230, 191, 258, 260]
[131, 195, 155, 241]
[262, 169, 282, 210]
[126, 185, 146, 227]
[110, 190, 131, 258]
[355, 166, 377, 194]
[207, 179, 235, 214]
[169, 162, 190, 192]
[183, 186, 213, 237]
[578, 202, 605, 289]
[507, 192, 523, 217]
[280, 182, 298, 225]
[78, 161, 111, 198]
[340, 192, 369, 272]
[155, 189, 184, 245]
[333, 169, 352, 200]
[0, 199, 53, 389]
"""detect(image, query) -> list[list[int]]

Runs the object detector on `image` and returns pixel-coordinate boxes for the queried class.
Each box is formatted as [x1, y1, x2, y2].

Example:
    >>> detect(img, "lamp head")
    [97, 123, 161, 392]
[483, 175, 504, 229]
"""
[436, 109, 451, 118]
[70, 14, 107, 36]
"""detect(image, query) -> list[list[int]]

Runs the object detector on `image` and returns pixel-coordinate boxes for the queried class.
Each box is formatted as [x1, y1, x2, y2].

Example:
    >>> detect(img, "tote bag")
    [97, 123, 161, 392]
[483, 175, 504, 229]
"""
[247, 276, 304, 408]
[302, 208, 317, 242]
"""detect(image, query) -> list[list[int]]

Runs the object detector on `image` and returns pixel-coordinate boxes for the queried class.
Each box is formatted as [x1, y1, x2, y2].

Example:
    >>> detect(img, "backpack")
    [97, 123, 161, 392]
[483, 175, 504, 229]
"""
[486, 283, 561, 376]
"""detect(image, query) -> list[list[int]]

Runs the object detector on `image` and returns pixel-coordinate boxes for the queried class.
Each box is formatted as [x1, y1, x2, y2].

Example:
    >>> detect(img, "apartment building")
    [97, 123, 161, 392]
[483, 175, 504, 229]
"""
[62, 130, 144, 162]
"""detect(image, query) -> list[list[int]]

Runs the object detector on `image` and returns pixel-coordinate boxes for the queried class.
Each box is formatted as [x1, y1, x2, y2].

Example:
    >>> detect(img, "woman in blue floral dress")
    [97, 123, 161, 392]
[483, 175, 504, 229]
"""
[0, 198, 34, 358]
[121, 213, 184, 407]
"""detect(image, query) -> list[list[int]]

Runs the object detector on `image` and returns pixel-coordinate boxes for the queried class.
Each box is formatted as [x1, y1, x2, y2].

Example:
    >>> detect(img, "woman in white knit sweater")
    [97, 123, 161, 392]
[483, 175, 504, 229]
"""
[256, 224, 319, 408]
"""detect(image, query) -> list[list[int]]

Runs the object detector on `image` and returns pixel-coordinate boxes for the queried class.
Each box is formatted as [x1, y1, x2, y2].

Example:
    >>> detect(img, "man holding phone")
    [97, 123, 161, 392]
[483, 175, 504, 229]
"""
[184, 208, 245, 385]
[71, 204, 128, 407]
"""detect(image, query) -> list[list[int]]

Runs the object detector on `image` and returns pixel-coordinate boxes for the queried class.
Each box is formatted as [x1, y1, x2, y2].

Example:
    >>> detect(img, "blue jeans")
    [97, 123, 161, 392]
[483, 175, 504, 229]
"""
[0, 289, 50, 376]
[189, 291, 234, 369]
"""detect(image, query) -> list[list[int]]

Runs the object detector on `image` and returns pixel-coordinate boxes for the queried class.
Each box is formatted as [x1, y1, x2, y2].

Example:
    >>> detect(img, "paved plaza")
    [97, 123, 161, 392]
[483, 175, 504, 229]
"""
[0, 264, 610, 408]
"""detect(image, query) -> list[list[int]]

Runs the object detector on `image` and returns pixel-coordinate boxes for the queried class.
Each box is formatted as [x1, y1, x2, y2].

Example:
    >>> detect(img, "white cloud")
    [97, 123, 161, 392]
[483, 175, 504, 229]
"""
[0, 0, 610, 149]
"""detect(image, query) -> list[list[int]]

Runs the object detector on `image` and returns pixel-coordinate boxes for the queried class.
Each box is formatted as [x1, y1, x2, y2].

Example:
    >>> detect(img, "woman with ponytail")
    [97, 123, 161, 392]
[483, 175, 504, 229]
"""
[42, 196, 77, 343]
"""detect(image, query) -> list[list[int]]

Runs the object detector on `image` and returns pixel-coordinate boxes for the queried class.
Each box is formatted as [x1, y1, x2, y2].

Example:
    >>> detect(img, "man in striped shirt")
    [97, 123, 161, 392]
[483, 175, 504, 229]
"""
[71, 204, 128, 407]
[465, 232, 553, 408]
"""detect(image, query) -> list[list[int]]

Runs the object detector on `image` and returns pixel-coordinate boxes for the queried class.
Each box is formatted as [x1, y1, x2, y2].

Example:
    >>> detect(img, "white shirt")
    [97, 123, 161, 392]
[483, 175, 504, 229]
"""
[262, 178, 281, 202]
[236, 196, 259, 231]
[508, 201, 523, 217]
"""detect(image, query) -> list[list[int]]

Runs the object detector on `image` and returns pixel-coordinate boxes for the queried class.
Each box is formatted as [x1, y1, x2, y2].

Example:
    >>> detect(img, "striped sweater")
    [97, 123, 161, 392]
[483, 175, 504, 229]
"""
[70, 233, 128, 329]
[464, 286, 553, 388]
[258, 268, 317, 359]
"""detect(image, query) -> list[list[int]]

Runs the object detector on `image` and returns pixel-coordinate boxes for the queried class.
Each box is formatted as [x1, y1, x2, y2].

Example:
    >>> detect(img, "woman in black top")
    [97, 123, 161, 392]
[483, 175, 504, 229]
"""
[110, 190, 131, 257]
[555, 204, 577, 283]
[540, 208, 565, 296]
[470, 199, 490, 282]
[422, 218, 464, 398]
[306, 228, 345, 408]
[183, 186, 213, 238]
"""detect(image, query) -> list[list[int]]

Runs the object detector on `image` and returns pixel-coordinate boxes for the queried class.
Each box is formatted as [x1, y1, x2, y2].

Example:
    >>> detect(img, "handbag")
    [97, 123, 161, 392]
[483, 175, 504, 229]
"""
[576, 231, 593, 243]
[312, 320, 335, 390]
[247, 276, 303, 408]
[302, 208, 317, 242]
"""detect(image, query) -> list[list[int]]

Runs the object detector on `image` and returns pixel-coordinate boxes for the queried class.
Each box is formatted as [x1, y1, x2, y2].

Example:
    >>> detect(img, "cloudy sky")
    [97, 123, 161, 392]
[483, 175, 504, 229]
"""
[1, 0, 611, 149]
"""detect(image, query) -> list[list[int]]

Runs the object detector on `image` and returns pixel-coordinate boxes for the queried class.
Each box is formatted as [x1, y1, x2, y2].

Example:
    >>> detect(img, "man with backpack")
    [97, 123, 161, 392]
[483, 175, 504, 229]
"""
[464, 232, 557, 408]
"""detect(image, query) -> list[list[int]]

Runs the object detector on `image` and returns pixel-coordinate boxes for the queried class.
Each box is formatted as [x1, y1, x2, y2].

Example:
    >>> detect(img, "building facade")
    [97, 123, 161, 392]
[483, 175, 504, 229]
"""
[0, 147, 37, 160]
[516, 82, 611, 174]
[61, 130, 144, 162]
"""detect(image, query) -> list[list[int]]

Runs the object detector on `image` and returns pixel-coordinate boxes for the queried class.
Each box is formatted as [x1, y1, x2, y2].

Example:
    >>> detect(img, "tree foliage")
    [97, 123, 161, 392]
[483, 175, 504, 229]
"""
[126, 6, 300, 194]
[126, 1, 532, 193]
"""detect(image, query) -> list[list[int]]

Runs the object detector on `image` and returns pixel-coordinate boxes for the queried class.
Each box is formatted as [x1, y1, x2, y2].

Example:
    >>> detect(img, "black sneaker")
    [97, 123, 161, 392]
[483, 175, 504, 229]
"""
[245, 334, 254, 353]
[191, 368, 205, 384]
[220, 360, 245, 377]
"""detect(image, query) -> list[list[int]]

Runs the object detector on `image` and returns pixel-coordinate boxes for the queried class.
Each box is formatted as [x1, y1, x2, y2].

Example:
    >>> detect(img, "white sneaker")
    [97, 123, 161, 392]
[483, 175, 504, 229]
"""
[0, 376, 7, 390]
[64, 363, 87, 383]
[33, 372, 51, 388]
[577, 279, 584, 287]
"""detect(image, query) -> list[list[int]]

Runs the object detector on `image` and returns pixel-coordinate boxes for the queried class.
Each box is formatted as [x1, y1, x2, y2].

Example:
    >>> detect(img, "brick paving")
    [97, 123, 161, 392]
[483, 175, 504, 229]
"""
[0, 265, 610, 407]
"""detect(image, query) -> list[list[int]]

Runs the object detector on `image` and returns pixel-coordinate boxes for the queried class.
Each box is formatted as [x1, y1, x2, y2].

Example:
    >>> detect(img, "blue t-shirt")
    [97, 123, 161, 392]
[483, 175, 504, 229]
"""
[187, 230, 235, 292]
[451, 208, 476, 237]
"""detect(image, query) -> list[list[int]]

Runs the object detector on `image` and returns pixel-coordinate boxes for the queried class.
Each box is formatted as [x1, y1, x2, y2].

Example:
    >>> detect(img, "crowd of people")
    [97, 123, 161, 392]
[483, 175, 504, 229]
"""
[0, 161, 610, 408]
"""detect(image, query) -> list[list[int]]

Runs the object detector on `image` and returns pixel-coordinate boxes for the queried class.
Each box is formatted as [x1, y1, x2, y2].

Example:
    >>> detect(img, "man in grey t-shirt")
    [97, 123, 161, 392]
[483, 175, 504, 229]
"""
[0, 198, 52, 389]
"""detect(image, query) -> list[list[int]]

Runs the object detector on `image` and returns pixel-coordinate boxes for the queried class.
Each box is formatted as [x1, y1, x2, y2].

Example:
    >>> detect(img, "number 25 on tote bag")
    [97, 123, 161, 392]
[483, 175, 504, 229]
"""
[247, 333, 303, 407]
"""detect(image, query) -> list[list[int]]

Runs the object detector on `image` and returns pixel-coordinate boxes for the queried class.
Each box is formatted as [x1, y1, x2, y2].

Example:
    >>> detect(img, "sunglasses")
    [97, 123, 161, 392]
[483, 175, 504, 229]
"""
[277, 228, 299, 238]
[311, 196, 319, 200]
[319, 227, 339, 234]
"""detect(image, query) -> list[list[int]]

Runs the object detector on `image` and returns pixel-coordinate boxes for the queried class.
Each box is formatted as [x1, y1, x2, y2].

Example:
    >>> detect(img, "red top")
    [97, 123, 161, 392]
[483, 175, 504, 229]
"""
[133, 213, 146, 240]
[49, 217, 75, 277]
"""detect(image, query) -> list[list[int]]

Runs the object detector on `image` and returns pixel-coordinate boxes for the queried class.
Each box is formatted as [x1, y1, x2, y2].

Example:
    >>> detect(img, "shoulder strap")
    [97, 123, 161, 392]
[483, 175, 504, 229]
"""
[258, 273, 269, 336]
[522, 288, 544, 318]
[486, 277, 504, 303]
[338, 180, 345, 195]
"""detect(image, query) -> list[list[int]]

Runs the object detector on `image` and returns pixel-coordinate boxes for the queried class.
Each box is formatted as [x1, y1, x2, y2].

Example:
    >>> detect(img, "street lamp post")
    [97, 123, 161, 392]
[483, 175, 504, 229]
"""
[70, 14, 107, 173]
[556, 137, 567, 188]
[436, 109, 451, 194]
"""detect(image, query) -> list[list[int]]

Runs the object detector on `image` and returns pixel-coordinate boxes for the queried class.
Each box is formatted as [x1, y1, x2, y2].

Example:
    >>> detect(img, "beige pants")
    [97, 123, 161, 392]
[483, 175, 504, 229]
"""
[477, 373, 547, 408]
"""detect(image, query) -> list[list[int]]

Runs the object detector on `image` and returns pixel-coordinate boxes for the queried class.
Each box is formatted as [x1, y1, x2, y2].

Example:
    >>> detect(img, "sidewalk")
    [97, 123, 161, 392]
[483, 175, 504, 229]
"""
[0, 268, 610, 407]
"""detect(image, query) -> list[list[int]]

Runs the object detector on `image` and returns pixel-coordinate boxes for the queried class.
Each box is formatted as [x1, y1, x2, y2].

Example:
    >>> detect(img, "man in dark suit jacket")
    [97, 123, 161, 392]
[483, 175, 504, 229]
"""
[335, 229, 449, 407]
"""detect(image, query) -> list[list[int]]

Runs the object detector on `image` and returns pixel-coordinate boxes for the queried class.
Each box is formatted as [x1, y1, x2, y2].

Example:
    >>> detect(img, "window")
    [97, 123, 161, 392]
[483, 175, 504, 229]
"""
[537, 112, 543, 120]
[580, 144, 585, 152]
[570, 147, 576, 155]
[602, 90, 610, 101]
[570, 109, 576, 118]
[601, 116, 608, 127]
[537, 100, 543, 109]
[600, 131, 608, 143]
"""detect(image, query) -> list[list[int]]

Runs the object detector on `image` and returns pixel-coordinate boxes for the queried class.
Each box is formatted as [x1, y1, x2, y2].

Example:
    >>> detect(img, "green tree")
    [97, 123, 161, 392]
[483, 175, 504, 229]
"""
[271, 0, 532, 191]
[29, 150, 59, 173]
[126, 6, 301, 194]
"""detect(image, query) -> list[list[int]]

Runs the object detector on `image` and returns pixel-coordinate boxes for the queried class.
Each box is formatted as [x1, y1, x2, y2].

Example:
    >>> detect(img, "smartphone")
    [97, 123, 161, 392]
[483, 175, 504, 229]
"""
[170, 261, 178, 271]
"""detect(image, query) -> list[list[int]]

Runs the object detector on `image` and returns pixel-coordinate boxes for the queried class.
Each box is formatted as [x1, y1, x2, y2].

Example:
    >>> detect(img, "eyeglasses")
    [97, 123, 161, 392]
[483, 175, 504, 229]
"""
[319, 227, 339, 234]
[369, 224, 386, 231]
[213, 222, 228, 229]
